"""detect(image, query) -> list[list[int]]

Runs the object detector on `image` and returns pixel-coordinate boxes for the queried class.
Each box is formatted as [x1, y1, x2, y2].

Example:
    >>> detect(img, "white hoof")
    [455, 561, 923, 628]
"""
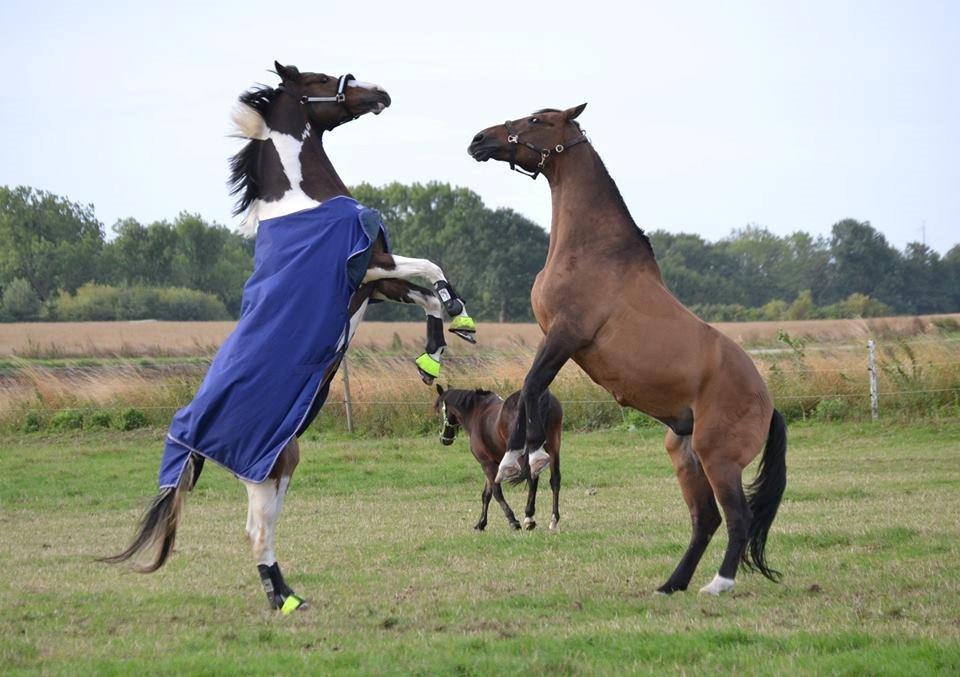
[528, 448, 550, 478]
[496, 449, 524, 483]
[548, 519, 559, 532]
[522, 517, 536, 530]
[699, 574, 735, 596]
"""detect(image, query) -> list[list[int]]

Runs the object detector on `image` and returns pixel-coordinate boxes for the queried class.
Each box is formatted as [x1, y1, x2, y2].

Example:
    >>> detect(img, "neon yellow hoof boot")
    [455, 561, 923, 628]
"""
[281, 594, 307, 615]
[415, 353, 442, 385]
[449, 315, 477, 344]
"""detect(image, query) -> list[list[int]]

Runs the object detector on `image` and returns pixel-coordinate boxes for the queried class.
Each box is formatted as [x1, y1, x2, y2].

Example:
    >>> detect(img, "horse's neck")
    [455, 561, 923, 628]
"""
[545, 147, 659, 274]
[247, 128, 351, 230]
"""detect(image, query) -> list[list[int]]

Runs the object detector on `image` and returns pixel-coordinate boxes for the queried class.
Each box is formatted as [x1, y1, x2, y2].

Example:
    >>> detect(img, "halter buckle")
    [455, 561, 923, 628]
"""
[335, 93, 346, 103]
[555, 144, 565, 153]
[507, 134, 518, 144]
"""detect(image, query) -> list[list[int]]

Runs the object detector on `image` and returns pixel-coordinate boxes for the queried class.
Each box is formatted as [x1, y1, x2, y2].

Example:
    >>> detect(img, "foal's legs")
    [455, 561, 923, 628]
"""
[242, 440, 306, 612]
[522, 475, 540, 530]
[475, 474, 494, 531]
[548, 448, 561, 532]
[656, 431, 722, 594]
[493, 482, 522, 530]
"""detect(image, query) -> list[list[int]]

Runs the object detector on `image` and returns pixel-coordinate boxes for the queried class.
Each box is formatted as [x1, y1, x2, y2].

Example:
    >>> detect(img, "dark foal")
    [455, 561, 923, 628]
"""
[434, 385, 562, 532]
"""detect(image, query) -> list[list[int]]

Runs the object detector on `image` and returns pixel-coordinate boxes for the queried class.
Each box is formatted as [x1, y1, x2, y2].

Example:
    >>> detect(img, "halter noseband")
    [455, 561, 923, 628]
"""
[504, 118, 589, 180]
[440, 402, 460, 445]
[278, 74, 358, 129]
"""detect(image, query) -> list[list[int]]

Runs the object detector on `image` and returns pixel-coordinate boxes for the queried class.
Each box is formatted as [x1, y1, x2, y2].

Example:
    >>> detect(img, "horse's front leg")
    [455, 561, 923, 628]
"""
[498, 327, 585, 483]
[363, 253, 476, 343]
[370, 279, 447, 384]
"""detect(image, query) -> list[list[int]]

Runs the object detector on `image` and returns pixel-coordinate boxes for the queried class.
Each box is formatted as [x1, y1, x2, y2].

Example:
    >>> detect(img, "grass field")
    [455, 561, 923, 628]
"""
[2, 421, 959, 674]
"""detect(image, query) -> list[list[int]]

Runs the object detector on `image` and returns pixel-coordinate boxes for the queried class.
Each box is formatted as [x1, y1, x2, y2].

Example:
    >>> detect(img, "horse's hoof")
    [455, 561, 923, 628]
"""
[655, 582, 686, 595]
[280, 594, 308, 614]
[473, 523, 486, 531]
[510, 522, 522, 530]
[449, 330, 477, 344]
[415, 354, 441, 384]
[523, 517, 537, 530]
[699, 574, 735, 597]
[549, 519, 559, 532]
[528, 448, 550, 478]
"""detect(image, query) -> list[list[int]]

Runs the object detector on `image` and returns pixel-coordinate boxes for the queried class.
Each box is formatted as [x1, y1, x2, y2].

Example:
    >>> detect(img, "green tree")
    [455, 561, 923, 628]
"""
[0, 186, 104, 299]
[1, 277, 42, 320]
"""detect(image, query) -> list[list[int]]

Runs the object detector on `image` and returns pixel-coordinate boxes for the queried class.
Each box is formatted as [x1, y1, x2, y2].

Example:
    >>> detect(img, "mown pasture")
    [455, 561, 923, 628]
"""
[1, 421, 958, 673]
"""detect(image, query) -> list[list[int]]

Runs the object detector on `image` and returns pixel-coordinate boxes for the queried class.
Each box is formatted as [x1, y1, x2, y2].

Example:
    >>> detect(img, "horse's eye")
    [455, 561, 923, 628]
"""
[530, 117, 540, 124]
[318, 76, 330, 84]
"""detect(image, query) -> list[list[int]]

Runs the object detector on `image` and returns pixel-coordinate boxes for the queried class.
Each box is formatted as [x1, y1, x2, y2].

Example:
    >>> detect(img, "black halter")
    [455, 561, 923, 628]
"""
[504, 119, 590, 180]
[278, 74, 358, 130]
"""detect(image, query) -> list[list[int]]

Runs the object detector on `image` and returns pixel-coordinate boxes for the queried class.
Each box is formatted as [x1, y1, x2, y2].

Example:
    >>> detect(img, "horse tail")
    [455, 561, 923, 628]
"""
[743, 408, 787, 582]
[101, 455, 203, 573]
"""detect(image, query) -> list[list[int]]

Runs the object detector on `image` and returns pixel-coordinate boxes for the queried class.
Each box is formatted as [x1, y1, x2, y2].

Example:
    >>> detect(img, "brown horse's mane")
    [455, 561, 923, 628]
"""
[534, 108, 654, 258]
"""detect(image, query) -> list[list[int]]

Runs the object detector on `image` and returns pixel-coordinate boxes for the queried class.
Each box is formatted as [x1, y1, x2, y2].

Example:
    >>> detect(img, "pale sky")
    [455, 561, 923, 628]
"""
[2, 1, 958, 253]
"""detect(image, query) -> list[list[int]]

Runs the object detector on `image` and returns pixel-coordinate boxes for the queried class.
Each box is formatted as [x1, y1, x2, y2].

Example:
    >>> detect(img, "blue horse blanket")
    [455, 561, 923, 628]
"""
[158, 196, 387, 489]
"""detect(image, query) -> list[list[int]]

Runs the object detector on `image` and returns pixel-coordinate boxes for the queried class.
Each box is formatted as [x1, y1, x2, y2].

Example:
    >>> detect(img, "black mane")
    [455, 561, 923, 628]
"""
[444, 388, 497, 413]
[228, 85, 281, 216]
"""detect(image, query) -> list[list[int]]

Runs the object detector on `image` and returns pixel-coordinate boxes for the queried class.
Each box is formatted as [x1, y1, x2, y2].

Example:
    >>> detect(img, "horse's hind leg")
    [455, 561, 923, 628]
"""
[522, 476, 540, 530]
[697, 448, 753, 596]
[243, 440, 306, 613]
[657, 431, 721, 594]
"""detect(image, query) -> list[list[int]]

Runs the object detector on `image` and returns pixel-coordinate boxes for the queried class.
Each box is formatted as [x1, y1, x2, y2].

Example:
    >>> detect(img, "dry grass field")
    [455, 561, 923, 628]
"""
[0, 315, 958, 434]
[2, 314, 959, 358]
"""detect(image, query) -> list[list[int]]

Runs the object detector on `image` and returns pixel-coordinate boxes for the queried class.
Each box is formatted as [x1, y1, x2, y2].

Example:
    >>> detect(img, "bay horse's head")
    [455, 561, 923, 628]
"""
[468, 104, 588, 179]
[433, 385, 460, 446]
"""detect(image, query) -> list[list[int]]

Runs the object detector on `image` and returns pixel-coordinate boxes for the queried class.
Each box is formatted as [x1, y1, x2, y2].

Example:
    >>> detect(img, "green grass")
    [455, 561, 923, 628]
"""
[1, 421, 959, 674]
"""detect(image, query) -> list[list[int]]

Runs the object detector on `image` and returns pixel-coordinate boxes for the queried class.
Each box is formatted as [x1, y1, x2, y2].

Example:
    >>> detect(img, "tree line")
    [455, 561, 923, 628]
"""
[1, 183, 957, 323]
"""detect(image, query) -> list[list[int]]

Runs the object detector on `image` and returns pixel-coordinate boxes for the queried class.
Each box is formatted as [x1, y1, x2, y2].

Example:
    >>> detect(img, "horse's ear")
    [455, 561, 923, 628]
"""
[274, 61, 300, 82]
[564, 103, 588, 121]
[436, 384, 445, 396]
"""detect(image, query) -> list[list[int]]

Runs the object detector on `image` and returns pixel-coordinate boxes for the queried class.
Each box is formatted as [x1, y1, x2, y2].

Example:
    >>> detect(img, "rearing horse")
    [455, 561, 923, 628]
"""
[468, 105, 787, 596]
[104, 63, 475, 612]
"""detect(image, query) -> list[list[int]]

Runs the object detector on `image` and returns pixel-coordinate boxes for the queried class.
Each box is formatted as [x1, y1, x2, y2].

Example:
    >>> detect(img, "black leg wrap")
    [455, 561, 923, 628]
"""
[433, 280, 464, 317]
[425, 315, 446, 354]
[257, 562, 294, 610]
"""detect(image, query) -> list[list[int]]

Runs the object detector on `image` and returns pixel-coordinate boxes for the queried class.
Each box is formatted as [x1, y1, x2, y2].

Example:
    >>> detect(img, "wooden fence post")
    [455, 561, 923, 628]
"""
[342, 354, 355, 434]
[867, 339, 879, 421]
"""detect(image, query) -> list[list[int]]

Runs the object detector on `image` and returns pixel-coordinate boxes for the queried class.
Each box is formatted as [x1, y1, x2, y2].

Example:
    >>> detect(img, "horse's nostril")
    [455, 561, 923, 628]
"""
[472, 133, 484, 144]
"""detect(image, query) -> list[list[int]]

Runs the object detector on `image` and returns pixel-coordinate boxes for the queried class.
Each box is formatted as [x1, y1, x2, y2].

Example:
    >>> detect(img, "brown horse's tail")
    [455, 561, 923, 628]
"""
[743, 409, 787, 582]
[100, 455, 203, 573]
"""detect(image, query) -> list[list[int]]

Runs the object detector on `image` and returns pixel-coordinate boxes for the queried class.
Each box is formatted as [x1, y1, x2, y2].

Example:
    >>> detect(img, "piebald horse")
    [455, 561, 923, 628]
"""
[468, 105, 787, 596]
[434, 385, 562, 532]
[105, 63, 475, 612]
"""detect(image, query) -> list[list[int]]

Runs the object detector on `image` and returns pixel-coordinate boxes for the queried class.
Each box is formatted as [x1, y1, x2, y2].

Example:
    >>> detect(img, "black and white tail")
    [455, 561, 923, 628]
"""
[101, 456, 203, 572]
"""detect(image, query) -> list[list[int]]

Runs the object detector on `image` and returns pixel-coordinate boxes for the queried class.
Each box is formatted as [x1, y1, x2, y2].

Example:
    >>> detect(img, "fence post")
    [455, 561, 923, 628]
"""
[341, 354, 355, 434]
[867, 339, 879, 421]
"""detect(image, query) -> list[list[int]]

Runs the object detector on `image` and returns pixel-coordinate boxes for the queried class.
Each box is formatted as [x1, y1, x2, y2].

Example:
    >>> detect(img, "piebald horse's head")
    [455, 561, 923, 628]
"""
[229, 62, 391, 233]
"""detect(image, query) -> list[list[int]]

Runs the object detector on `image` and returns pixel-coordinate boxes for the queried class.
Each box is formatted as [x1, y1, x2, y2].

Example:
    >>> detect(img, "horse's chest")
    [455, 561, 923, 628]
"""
[531, 263, 582, 331]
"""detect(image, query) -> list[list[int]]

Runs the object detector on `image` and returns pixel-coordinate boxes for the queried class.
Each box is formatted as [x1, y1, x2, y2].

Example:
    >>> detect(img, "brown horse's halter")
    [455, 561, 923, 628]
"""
[504, 119, 589, 180]
[440, 402, 460, 446]
[278, 74, 359, 129]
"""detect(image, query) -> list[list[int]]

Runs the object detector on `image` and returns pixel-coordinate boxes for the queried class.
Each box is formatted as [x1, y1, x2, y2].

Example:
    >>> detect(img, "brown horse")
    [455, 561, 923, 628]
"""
[468, 105, 787, 596]
[434, 385, 562, 532]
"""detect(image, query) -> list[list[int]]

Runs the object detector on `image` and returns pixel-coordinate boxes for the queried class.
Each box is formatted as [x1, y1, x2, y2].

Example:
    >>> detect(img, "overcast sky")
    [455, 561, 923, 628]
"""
[2, 1, 957, 253]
